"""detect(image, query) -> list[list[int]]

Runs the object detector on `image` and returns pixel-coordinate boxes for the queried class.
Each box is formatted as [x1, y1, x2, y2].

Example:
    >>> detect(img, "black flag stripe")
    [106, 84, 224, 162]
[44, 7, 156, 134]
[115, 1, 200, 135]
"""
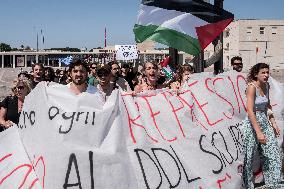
[142, 0, 233, 23]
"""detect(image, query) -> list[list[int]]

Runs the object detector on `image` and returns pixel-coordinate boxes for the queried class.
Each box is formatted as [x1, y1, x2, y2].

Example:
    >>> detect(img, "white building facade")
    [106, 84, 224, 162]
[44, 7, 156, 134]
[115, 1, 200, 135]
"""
[223, 19, 284, 71]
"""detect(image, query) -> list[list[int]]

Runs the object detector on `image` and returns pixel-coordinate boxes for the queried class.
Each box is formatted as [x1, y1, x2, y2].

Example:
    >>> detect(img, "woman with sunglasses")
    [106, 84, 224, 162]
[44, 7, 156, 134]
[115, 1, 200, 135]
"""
[0, 78, 32, 130]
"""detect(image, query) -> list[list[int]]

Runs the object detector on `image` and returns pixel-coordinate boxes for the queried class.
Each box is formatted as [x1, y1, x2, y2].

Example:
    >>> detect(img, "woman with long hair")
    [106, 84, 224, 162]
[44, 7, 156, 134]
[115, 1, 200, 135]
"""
[170, 64, 194, 90]
[242, 63, 283, 188]
[0, 78, 32, 130]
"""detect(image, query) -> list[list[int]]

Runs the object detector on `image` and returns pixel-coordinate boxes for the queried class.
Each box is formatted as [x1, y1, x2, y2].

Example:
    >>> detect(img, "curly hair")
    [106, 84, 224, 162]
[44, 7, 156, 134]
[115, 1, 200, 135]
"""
[175, 64, 194, 83]
[11, 78, 32, 96]
[247, 63, 269, 83]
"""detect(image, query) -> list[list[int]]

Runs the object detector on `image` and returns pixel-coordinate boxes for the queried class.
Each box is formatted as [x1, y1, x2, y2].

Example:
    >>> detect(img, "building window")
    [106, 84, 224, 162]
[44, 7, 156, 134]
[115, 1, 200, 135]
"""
[246, 27, 252, 34]
[260, 27, 265, 34]
[272, 26, 277, 34]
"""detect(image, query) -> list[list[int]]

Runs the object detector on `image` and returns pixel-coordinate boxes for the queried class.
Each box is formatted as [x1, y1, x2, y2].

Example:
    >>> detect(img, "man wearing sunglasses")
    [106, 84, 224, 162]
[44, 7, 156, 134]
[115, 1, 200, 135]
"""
[88, 62, 99, 86]
[231, 56, 243, 72]
[108, 61, 131, 92]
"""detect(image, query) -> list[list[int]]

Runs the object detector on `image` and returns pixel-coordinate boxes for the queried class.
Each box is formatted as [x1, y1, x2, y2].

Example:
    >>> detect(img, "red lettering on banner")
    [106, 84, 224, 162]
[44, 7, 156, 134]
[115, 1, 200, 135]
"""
[142, 96, 177, 142]
[121, 96, 159, 144]
[0, 153, 46, 189]
[191, 80, 223, 127]
[236, 75, 247, 112]
[161, 91, 186, 138]
[217, 173, 232, 189]
[227, 76, 241, 114]
[205, 77, 234, 119]
[179, 88, 208, 131]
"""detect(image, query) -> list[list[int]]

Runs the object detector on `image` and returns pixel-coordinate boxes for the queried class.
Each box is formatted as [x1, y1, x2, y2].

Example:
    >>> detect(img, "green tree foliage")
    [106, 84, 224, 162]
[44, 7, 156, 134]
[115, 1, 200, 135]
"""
[0, 43, 12, 52]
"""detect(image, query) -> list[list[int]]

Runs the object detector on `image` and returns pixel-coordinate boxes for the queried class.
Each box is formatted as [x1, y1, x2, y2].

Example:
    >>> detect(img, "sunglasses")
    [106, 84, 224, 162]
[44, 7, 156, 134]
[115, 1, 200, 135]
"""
[233, 62, 243, 65]
[90, 67, 97, 69]
[97, 72, 109, 77]
[17, 86, 25, 90]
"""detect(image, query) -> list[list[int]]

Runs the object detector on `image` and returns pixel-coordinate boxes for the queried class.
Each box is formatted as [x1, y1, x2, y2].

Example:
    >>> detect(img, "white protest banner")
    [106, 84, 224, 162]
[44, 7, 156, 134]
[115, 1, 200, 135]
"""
[0, 71, 283, 188]
[115, 45, 138, 60]
[0, 127, 42, 189]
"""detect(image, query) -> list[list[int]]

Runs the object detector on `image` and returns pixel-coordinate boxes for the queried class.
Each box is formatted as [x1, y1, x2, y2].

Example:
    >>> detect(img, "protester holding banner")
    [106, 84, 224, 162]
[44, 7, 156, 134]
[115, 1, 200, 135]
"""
[96, 65, 116, 102]
[242, 63, 283, 188]
[134, 61, 164, 93]
[67, 59, 100, 95]
[170, 63, 194, 91]
[0, 78, 32, 130]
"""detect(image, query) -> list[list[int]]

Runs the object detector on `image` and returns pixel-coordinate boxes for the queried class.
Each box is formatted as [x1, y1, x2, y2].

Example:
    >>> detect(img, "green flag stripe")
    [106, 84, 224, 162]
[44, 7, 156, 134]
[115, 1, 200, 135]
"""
[133, 24, 201, 55]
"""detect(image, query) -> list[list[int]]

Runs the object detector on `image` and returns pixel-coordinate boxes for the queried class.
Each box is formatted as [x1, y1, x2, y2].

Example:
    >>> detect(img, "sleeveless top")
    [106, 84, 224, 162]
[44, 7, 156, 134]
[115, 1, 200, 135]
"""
[249, 83, 269, 112]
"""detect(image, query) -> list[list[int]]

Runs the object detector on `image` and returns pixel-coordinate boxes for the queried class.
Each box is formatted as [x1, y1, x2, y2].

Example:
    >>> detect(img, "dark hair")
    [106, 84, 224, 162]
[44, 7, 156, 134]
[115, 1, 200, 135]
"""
[176, 64, 194, 83]
[122, 63, 130, 69]
[44, 67, 55, 82]
[32, 63, 44, 71]
[96, 65, 111, 77]
[108, 61, 119, 68]
[247, 63, 269, 83]
[231, 56, 242, 65]
[68, 59, 89, 73]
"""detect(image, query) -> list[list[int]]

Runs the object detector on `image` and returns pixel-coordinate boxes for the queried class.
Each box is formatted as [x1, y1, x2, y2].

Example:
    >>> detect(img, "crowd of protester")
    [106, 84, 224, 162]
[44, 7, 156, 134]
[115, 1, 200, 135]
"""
[1, 57, 284, 187]
[0, 59, 194, 130]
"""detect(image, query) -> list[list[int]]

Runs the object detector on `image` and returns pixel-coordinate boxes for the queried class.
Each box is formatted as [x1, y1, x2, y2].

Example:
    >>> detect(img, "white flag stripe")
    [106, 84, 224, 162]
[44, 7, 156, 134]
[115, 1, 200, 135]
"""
[137, 4, 208, 38]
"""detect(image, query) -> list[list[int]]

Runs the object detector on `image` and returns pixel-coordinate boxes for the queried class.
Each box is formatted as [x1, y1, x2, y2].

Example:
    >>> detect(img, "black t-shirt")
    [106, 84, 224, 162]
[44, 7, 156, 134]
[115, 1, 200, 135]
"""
[1, 96, 20, 124]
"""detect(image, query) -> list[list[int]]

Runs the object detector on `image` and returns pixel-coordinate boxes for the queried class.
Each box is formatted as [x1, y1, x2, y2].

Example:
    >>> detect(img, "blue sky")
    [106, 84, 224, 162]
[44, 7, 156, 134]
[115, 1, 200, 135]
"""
[1, 0, 284, 50]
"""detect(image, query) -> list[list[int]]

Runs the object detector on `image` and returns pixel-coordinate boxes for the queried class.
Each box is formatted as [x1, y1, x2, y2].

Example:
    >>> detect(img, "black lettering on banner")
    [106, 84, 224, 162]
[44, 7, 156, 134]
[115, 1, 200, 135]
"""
[29, 111, 36, 125]
[18, 111, 36, 129]
[199, 135, 223, 174]
[85, 112, 89, 124]
[228, 124, 244, 161]
[212, 132, 234, 166]
[63, 153, 82, 189]
[59, 112, 76, 134]
[92, 112, 95, 125]
[89, 151, 94, 189]
[48, 106, 96, 134]
[76, 112, 84, 121]
[134, 148, 163, 189]
[151, 148, 181, 188]
[48, 106, 60, 120]
[170, 146, 201, 184]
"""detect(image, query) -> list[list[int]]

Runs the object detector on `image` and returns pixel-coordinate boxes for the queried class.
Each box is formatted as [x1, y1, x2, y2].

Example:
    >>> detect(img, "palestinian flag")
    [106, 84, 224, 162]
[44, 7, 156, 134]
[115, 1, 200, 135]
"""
[133, 0, 234, 55]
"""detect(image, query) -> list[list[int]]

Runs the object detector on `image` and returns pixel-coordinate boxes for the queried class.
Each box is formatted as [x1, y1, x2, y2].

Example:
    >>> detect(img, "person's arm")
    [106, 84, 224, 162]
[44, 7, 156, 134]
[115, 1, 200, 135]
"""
[267, 83, 280, 137]
[0, 107, 13, 128]
[246, 84, 267, 144]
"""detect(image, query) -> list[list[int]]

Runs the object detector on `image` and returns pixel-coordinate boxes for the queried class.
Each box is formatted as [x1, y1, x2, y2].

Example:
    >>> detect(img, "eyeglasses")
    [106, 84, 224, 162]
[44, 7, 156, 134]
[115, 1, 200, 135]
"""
[17, 86, 25, 90]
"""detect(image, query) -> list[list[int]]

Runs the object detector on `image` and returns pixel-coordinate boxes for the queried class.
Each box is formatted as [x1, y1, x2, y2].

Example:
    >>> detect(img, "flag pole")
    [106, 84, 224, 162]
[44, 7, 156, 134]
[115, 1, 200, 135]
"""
[169, 47, 178, 70]
[213, 0, 224, 75]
